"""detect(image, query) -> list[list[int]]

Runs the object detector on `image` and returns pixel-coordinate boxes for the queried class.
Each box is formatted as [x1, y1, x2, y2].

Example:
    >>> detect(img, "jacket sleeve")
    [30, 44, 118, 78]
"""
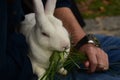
[56, 0, 86, 27]
[56, 0, 72, 8]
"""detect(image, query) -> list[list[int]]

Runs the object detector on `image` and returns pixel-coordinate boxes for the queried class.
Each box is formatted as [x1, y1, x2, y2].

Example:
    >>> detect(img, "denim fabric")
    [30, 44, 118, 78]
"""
[55, 34, 120, 80]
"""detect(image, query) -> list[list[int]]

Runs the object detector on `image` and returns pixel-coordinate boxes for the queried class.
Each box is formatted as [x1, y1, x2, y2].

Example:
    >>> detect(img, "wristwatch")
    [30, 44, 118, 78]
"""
[74, 34, 101, 50]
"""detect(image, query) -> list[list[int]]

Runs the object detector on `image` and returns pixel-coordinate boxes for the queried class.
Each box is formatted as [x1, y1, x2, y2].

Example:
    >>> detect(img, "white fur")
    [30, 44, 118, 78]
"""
[20, 0, 70, 79]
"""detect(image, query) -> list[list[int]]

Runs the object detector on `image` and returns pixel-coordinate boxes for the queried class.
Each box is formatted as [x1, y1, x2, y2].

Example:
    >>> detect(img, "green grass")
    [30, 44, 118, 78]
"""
[75, 0, 120, 18]
[40, 48, 87, 80]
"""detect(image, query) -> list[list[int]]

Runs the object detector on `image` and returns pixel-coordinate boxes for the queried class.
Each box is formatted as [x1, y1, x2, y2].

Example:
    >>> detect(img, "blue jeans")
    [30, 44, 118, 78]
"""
[56, 34, 120, 80]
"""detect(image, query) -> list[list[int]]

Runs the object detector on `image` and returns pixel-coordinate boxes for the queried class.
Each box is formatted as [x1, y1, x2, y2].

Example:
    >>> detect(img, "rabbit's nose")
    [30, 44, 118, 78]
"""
[63, 45, 70, 50]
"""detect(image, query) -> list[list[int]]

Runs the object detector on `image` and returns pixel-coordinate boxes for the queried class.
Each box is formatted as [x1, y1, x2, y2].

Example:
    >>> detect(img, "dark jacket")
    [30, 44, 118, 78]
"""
[0, 0, 31, 80]
[0, 0, 85, 80]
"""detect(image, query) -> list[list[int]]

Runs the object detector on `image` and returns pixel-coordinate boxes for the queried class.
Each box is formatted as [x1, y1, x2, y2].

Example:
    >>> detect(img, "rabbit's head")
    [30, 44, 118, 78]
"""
[32, 0, 70, 52]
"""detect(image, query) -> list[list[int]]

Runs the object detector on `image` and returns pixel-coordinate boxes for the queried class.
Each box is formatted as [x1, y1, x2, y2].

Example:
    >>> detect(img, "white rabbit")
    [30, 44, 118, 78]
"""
[20, 0, 70, 79]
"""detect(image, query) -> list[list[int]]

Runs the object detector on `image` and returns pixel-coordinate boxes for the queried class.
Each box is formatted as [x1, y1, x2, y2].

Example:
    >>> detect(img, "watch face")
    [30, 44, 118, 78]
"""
[87, 34, 101, 47]
[88, 40, 95, 44]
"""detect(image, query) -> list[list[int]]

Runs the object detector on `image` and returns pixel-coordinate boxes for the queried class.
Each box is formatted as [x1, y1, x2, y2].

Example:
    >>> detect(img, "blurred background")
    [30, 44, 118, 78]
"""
[75, 0, 120, 37]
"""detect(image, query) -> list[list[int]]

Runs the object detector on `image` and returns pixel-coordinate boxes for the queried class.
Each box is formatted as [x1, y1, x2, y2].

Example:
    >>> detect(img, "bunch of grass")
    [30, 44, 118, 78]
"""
[63, 48, 87, 72]
[40, 47, 87, 80]
[40, 51, 66, 80]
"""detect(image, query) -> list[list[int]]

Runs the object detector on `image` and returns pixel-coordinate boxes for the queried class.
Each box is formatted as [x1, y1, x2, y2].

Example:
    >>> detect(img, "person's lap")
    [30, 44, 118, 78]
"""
[55, 34, 120, 80]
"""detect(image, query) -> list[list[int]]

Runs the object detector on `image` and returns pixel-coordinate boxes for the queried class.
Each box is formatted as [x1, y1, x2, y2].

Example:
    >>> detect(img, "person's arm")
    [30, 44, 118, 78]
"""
[54, 7, 109, 73]
[54, 7, 86, 45]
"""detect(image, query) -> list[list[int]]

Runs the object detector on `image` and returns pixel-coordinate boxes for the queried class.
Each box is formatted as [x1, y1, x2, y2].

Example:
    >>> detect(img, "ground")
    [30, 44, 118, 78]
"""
[75, 0, 120, 37]
[84, 16, 120, 37]
[75, 0, 120, 19]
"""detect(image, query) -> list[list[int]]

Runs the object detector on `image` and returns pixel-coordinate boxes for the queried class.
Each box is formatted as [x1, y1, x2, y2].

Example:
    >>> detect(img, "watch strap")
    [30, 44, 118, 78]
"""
[74, 34, 101, 50]
[74, 35, 89, 50]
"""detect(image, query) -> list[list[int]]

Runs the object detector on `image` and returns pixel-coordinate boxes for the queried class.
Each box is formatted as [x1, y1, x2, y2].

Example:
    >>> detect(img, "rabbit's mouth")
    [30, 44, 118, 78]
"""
[51, 46, 70, 53]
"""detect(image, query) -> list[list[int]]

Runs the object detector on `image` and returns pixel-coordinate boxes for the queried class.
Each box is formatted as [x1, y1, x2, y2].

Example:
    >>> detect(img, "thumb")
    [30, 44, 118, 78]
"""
[84, 60, 90, 68]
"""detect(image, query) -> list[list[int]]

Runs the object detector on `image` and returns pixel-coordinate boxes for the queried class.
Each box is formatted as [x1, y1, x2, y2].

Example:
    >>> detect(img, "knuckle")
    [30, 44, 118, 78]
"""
[105, 54, 108, 58]
[91, 61, 97, 66]
[103, 66, 109, 70]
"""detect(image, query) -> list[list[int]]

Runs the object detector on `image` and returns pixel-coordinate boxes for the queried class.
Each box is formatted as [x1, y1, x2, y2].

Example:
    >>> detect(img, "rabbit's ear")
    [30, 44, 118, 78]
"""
[45, 0, 57, 15]
[33, 0, 45, 19]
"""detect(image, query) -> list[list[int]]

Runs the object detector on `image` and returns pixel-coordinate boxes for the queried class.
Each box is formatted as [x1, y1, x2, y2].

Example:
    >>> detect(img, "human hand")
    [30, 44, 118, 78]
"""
[79, 43, 109, 73]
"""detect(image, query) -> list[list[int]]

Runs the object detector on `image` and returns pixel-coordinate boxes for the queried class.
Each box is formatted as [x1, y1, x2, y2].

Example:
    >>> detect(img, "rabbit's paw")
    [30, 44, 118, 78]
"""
[38, 76, 47, 80]
[58, 67, 68, 76]
[32, 63, 46, 80]
[36, 68, 46, 80]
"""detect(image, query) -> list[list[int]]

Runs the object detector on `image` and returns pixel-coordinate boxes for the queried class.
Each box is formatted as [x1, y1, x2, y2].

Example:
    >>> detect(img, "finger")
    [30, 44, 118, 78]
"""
[84, 60, 89, 68]
[96, 48, 109, 71]
[96, 48, 104, 70]
[87, 50, 98, 73]
[89, 57, 97, 73]
[101, 50, 109, 70]
[100, 49, 109, 70]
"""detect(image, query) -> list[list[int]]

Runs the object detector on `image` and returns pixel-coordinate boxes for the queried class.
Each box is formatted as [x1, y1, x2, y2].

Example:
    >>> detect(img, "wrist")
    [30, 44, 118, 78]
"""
[74, 34, 101, 50]
[79, 43, 96, 51]
[71, 32, 86, 45]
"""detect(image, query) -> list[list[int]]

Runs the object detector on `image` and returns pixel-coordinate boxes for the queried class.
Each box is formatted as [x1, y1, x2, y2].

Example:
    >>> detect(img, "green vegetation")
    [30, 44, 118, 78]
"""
[75, 0, 120, 18]
[40, 49, 87, 80]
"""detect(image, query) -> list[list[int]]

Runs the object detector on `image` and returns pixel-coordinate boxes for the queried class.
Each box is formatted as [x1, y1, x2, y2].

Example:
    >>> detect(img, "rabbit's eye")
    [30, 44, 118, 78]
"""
[42, 32, 49, 37]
